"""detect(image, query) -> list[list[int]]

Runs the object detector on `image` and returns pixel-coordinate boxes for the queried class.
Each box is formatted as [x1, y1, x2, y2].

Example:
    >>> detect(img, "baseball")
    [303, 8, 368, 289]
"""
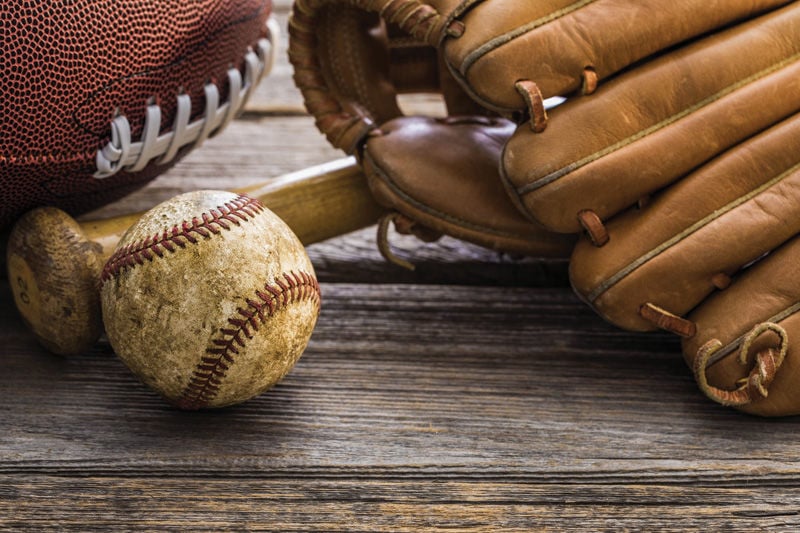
[100, 190, 320, 409]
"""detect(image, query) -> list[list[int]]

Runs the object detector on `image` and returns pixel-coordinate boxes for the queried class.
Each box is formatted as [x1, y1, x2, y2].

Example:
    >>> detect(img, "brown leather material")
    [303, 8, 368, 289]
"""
[289, 0, 483, 153]
[444, 0, 789, 113]
[638, 303, 697, 339]
[444, 0, 791, 113]
[291, 0, 792, 130]
[1, 0, 271, 227]
[290, 5, 397, 153]
[576, 210, 608, 248]
[289, 0, 800, 415]
[570, 113, 800, 332]
[288, 0, 571, 259]
[362, 116, 575, 257]
[682, 238, 800, 417]
[503, 4, 800, 233]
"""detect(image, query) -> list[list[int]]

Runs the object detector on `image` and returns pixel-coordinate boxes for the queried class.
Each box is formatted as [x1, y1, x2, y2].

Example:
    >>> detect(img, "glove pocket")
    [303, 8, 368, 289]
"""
[570, 113, 800, 334]
[361, 115, 574, 260]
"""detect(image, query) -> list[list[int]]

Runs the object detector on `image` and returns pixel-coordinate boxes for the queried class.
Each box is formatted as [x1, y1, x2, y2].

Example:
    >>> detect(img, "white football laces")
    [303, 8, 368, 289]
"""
[94, 16, 280, 179]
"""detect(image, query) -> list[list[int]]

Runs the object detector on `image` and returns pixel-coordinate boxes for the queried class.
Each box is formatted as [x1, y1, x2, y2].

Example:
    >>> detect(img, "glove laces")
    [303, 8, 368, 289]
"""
[693, 322, 788, 407]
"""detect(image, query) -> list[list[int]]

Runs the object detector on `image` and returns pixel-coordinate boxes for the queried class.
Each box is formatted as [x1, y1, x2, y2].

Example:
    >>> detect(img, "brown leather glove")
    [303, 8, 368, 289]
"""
[288, 0, 576, 263]
[288, 0, 800, 414]
[287, 0, 788, 264]
[506, 6, 800, 415]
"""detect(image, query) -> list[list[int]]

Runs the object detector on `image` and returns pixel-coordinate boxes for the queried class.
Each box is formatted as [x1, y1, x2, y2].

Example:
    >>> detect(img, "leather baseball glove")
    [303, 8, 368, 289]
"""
[288, 0, 800, 415]
[288, 0, 579, 264]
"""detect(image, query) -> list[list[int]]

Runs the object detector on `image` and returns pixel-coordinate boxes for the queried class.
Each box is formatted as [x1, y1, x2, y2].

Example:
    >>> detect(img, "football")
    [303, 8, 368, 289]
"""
[1, 0, 275, 227]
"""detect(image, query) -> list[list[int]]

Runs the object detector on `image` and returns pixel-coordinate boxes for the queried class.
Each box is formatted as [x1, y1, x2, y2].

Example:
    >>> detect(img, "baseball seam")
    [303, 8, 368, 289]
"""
[177, 271, 321, 410]
[100, 195, 263, 282]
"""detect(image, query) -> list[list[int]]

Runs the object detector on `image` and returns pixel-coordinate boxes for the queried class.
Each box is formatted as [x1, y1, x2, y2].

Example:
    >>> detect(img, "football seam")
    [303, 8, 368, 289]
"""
[73, 3, 270, 136]
[0, 4, 270, 163]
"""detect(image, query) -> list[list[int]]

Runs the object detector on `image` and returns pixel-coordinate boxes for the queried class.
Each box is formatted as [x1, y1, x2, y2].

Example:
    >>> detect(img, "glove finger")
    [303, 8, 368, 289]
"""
[502, 4, 800, 233]
[570, 111, 800, 332]
[362, 116, 575, 257]
[683, 237, 800, 417]
[448, 0, 791, 113]
[291, 0, 791, 140]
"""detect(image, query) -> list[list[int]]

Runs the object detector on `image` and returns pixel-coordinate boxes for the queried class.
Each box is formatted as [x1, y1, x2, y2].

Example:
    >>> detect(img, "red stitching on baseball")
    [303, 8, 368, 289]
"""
[176, 271, 321, 410]
[100, 195, 264, 283]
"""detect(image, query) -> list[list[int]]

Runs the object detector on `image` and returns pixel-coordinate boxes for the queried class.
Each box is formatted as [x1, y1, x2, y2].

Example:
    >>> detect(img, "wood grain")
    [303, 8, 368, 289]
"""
[3, 281, 800, 529]
[3, 477, 800, 531]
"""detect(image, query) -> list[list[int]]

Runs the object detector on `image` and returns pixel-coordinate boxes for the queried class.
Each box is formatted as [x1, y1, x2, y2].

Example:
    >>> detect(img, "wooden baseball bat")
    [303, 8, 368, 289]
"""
[7, 157, 384, 356]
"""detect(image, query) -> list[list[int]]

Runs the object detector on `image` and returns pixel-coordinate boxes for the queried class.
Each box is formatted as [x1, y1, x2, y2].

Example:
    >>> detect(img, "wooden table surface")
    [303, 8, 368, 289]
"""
[4, 3, 800, 531]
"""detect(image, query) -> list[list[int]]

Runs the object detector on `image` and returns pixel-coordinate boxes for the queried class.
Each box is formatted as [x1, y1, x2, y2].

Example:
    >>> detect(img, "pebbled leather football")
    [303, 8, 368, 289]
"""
[1, 0, 276, 227]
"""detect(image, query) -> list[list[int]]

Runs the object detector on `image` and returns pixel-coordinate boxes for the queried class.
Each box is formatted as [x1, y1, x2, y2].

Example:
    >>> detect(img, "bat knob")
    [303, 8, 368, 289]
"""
[7, 207, 103, 355]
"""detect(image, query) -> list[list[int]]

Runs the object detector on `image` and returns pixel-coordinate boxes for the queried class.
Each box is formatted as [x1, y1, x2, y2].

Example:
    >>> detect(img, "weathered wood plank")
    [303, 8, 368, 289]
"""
[3, 273, 800, 530]
[4, 280, 800, 483]
[2, 477, 799, 532]
[307, 230, 570, 285]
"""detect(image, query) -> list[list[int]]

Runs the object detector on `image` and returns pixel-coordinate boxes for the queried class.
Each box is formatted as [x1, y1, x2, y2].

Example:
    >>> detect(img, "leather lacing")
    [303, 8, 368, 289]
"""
[577, 209, 609, 247]
[581, 67, 598, 95]
[693, 322, 788, 407]
[515, 66, 597, 133]
[377, 211, 441, 270]
[639, 302, 790, 408]
[94, 18, 279, 179]
[639, 303, 697, 338]
[515, 81, 549, 133]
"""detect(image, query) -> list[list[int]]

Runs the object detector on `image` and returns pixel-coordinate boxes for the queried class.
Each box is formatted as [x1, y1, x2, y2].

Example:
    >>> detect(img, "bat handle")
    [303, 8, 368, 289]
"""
[239, 157, 386, 244]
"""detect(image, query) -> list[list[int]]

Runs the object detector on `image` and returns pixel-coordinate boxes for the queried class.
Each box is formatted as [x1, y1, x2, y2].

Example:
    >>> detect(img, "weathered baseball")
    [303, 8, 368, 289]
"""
[100, 190, 320, 409]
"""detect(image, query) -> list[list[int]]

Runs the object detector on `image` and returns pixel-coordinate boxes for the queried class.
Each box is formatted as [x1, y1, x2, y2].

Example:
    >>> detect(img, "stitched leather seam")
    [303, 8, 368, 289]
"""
[587, 160, 800, 303]
[100, 195, 264, 283]
[177, 271, 321, 410]
[330, 10, 378, 123]
[520, 53, 800, 195]
[2, 25, 269, 166]
[1, 150, 99, 166]
[460, 0, 597, 75]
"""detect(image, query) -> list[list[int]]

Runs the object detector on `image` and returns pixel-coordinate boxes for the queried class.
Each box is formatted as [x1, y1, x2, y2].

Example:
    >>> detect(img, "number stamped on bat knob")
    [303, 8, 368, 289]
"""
[8, 254, 41, 330]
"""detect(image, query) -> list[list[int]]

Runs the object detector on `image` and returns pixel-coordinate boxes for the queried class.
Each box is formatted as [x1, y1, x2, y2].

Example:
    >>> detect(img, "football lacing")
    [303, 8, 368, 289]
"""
[94, 17, 280, 179]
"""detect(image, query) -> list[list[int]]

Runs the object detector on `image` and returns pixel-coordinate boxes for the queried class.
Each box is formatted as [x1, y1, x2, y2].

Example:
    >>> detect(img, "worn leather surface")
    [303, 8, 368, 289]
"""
[570, 114, 800, 331]
[363, 116, 574, 257]
[445, 0, 792, 112]
[290, 0, 482, 153]
[548, 5, 800, 416]
[503, 4, 800, 233]
[683, 237, 800, 417]
[289, 0, 571, 257]
[569, 111, 800, 416]
[291, 0, 792, 150]
[289, 0, 800, 414]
